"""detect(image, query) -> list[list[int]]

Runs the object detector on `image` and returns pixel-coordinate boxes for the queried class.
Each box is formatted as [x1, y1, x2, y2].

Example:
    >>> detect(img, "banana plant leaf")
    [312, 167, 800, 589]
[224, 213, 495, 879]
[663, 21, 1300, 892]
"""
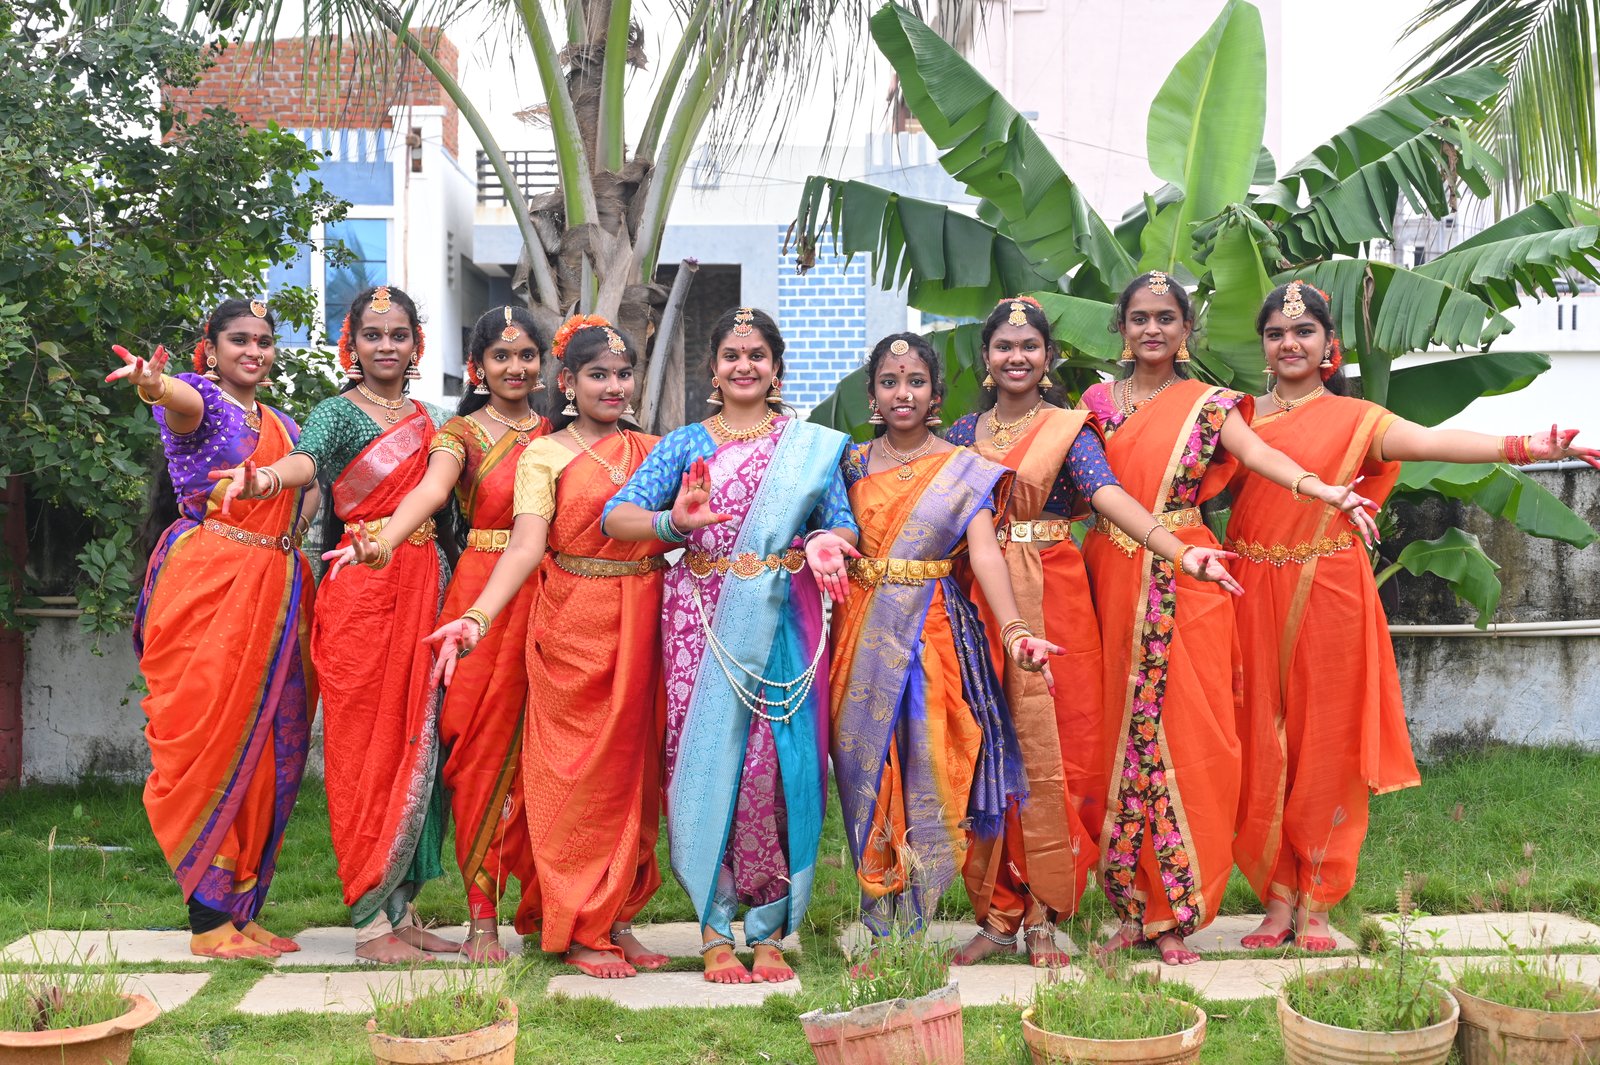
[1416, 222, 1600, 311]
[1385, 352, 1550, 426]
[1027, 292, 1122, 363]
[1194, 210, 1274, 391]
[1396, 461, 1598, 548]
[807, 364, 874, 441]
[1379, 527, 1503, 626]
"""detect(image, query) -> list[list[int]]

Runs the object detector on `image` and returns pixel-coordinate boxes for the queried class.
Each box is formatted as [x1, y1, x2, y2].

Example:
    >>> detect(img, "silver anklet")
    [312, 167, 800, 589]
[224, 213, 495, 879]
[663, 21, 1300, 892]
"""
[748, 936, 785, 950]
[976, 926, 1019, 947]
[610, 925, 634, 943]
[699, 935, 736, 955]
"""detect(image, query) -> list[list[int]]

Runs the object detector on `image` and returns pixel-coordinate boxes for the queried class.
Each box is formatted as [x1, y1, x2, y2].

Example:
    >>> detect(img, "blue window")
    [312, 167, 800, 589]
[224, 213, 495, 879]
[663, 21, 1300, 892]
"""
[324, 219, 389, 331]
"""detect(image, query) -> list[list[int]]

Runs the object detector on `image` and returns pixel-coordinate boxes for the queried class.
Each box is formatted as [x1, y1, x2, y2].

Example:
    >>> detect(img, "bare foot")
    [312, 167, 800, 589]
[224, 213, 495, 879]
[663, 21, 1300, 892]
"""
[191, 927, 280, 960]
[1155, 932, 1200, 965]
[1295, 908, 1338, 953]
[461, 927, 510, 963]
[1024, 927, 1071, 969]
[564, 945, 636, 979]
[751, 943, 794, 983]
[355, 934, 433, 965]
[237, 920, 299, 953]
[611, 925, 668, 971]
[395, 923, 461, 954]
[1242, 899, 1295, 950]
[1094, 922, 1143, 959]
[703, 943, 752, 984]
[951, 928, 1017, 965]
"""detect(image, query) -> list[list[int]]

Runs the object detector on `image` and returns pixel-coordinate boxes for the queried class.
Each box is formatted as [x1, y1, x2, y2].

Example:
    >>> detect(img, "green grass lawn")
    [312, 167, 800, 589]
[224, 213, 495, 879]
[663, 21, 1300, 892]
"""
[1, 743, 1595, 1061]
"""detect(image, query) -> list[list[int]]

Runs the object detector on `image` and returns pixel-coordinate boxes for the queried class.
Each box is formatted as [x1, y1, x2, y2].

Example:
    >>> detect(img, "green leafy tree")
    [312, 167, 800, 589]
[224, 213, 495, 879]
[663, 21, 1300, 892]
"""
[792, 0, 1600, 623]
[0, 0, 345, 632]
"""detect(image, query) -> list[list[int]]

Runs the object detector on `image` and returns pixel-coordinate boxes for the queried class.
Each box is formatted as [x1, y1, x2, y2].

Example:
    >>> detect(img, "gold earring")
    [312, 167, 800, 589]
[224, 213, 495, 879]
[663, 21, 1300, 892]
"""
[982, 372, 995, 388]
[203, 354, 221, 382]
[1119, 340, 1134, 365]
[924, 405, 943, 428]
[706, 380, 724, 408]
[1175, 339, 1192, 363]
[561, 388, 578, 417]
[405, 355, 422, 380]
[623, 402, 638, 418]
[867, 399, 885, 426]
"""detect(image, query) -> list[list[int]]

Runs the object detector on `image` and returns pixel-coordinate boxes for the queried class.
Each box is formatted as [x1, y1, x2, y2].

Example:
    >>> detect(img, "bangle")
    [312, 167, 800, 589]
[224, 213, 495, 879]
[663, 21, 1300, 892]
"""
[362, 537, 393, 570]
[295, 514, 311, 535]
[1140, 522, 1162, 551]
[653, 509, 687, 544]
[1290, 472, 1316, 502]
[1004, 629, 1032, 657]
[1503, 434, 1532, 465]
[804, 529, 831, 545]
[136, 376, 168, 405]
[258, 467, 283, 499]
[1173, 544, 1194, 574]
[462, 608, 491, 640]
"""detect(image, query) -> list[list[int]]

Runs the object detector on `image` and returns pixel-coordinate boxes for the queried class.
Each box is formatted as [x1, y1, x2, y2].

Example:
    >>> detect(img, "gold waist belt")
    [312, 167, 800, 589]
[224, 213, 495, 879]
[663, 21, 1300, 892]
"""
[466, 528, 511, 552]
[203, 519, 300, 553]
[685, 548, 806, 580]
[344, 517, 437, 546]
[1228, 530, 1355, 567]
[847, 556, 954, 589]
[1095, 506, 1202, 557]
[553, 553, 668, 579]
[997, 519, 1074, 545]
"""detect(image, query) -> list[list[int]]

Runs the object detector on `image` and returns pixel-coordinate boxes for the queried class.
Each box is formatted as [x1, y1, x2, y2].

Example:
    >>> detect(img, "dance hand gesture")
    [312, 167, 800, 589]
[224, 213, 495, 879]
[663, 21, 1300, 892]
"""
[1309, 478, 1380, 547]
[1011, 636, 1066, 697]
[423, 619, 480, 687]
[322, 524, 382, 581]
[1180, 546, 1244, 597]
[805, 532, 862, 604]
[1526, 425, 1600, 471]
[670, 458, 732, 533]
[105, 344, 169, 391]
[206, 459, 268, 516]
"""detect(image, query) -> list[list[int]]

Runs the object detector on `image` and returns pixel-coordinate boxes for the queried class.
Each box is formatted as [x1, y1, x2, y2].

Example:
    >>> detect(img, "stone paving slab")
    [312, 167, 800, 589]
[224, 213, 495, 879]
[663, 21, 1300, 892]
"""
[1, 929, 196, 966]
[950, 964, 1075, 1006]
[1127, 955, 1351, 1001]
[621, 922, 801, 958]
[1096, 914, 1356, 955]
[236, 968, 503, 1015]
[0, 972, 210, 1013]
[270, 927, 527, 967]
[1381, 912, 1600, 952]
[838, 920, 1078, 959]
[546, 972, 803, 1009]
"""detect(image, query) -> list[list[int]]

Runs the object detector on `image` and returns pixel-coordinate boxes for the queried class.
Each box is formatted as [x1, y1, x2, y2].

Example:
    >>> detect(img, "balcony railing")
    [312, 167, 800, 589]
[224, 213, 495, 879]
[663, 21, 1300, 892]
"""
[476, 150, 559, 205]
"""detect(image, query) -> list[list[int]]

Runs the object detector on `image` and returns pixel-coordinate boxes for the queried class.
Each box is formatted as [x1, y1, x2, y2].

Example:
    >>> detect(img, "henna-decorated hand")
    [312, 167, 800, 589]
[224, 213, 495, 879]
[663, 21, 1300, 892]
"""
[670, 457, 733, 532]
[1180, 546, 1244, 596]
[105, 344, 170, 392]
[423, 619, 481, 687]
[1527, 424, 1600, 471]
[1010, 636, 1065, 696]
[804, 532, 862, 604]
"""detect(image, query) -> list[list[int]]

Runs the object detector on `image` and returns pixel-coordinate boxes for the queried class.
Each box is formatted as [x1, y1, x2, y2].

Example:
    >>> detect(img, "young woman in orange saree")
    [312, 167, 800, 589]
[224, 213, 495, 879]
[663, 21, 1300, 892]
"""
[1080, 272, 1378, 965]
[118, 299, 317, 959]
[1232, 281, 1600, 952]
[328, 304, 547, 961]
[945, 298, 1240, 967]
[428, 317, 671, 979]
[213, 285, 459, 963]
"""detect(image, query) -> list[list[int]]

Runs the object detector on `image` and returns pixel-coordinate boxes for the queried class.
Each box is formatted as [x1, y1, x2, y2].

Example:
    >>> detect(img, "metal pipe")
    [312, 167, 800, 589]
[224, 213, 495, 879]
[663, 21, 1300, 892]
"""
[1391, 620, 1600, 637]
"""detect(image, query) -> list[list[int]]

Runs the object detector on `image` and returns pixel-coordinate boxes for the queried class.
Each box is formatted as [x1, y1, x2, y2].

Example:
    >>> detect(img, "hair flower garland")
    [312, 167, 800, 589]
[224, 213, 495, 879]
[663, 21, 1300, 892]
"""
[551, 313, 613, 361]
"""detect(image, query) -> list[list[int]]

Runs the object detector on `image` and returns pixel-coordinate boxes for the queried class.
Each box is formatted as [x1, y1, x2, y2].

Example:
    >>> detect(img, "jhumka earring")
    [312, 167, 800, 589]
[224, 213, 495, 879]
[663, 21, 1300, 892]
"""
[982, 372, 996, 388]
[1175, 339, 1192, 363]
[1119, 340, 1135, 365]
[868, 399, 885, 426]
[925, 405, 943, 428]
[561, 389, 578, 417]
[203, 354, 221, 382]
[766, 380, 784, 408]
[345, 361, 364, 381]
[405, 355, 422, 380]
[705, 379, 724, 408]
[623, 402, 638, 418]
[472, 368, 489, 395]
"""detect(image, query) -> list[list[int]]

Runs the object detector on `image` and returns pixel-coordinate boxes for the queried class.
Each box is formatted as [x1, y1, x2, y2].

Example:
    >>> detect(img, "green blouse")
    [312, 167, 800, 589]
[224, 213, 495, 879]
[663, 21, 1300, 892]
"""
[291, 394, 452, 480]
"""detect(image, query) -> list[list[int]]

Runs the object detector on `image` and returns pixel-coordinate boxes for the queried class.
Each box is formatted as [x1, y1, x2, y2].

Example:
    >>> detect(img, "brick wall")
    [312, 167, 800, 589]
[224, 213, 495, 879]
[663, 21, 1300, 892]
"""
[165, 31, 460, 157]
[777, 225, 871, 411]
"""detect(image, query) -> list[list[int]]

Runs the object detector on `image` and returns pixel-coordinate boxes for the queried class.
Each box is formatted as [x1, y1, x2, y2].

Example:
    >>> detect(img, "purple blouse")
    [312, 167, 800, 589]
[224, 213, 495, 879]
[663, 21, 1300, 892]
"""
[153, 373, 300, 520]
[944, 413, 1118, 515]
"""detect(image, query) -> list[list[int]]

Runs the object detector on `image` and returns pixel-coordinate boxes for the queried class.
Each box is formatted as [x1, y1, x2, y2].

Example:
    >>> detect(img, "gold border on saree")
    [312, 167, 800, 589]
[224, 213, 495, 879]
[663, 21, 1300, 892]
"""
[997, 519, 1074, 545]
[344, 517, 437, 545]
[1094, 506, 1202, 557]
[553, 553, 668, 579]
[1227, 530, 1354, 567]
[466, 528, 512, 552]
[685, 548, 805, 580]
[847, 556, 954, 589]
[202, 518, 300, 553]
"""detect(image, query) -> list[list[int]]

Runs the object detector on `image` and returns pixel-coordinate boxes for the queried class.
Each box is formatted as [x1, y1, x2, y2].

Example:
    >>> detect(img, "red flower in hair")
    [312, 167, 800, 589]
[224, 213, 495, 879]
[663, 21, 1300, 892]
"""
[192, 338, 208, 375]
[1321, 337, 1344, 381]
[551, 314, 613, 361]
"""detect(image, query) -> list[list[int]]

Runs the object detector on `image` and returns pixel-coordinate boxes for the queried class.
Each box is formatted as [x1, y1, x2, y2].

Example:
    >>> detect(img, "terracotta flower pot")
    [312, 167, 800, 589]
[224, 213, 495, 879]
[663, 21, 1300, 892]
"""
[1019, 1000, 1207, 1064]
[799, 983, 963, 1065]
[1451, 982, 1600, 1064]
[0, 992, 159, 1065]
[1278, 976, 1459, 1065]
[366, 998, 518, 1065]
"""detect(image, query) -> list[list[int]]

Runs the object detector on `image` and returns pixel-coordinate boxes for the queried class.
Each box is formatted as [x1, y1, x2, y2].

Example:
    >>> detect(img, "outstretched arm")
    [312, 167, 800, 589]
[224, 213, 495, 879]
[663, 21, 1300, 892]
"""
[1089, 485, 1243, 595]
[1220, 409, 1380, 545]
[1379, 419, 1600, 470]
[107, 345, 204, 435]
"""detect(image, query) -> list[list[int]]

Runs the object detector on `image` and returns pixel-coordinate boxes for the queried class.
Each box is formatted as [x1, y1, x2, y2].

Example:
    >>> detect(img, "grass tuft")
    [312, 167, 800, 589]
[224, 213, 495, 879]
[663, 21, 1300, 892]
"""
[1028, 970, 1199, 1042]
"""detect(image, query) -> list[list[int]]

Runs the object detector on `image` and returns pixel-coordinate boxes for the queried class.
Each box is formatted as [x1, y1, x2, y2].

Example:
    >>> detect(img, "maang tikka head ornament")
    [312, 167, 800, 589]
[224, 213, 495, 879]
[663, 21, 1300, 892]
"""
[731, 308, 755, 338]
[249, 299, 269, 319]
[602, 327, 626, 354]
[888, 338, 911, 357]
[1007, 300, 1029, 327]
[499, 307, 521, 343]
[1282, 281, 1307, 320]
[1146, 271, 1170, 296]
[370, 286, 393, 315]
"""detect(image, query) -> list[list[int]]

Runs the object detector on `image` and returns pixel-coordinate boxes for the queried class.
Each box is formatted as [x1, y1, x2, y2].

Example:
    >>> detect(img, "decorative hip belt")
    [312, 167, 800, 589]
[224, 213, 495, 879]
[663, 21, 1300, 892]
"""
[202, 519, 300, 553]
[685, 548, 806, 580]
[996, 519, 1074, 546]
[466, 528, 512, 552]
[344, 517, 437, 546]
[553, 553, 669, 579]
[847, 556, 955, 589]
[1095, 507, 1202, 557]
[1227, 530, 1356, 567]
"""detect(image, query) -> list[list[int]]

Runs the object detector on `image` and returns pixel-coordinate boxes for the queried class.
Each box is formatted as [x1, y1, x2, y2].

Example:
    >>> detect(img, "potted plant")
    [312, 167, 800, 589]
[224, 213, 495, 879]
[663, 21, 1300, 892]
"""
[366, 971, 518, 1065]
[800, 929, 962, 1065]
[0, 972, 158, 1065]
[1018, 969, 1206, 1065]
[1451, 948, 1600, 1065]
[1279, 878, 1458, 1065]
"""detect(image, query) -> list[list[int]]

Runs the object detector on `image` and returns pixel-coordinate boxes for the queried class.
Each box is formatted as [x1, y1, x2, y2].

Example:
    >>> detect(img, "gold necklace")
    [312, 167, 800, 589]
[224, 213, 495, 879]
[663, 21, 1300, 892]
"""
[1269, 384, 1325, 413]
[482, 404, 541, 445]
[879, 433, 937, 481]
[219, 390, 261, 431]
[1116, 376, 1177, 419]
[565, 424, 633, 486]
[713, 409, 777, 442]
[356, 382, 407, 424]
[985, 398, 1044, 449]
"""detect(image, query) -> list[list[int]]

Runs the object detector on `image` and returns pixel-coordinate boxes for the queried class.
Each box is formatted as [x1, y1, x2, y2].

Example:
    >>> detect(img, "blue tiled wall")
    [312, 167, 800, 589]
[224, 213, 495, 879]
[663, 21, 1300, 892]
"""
[776, 225, 870, 411]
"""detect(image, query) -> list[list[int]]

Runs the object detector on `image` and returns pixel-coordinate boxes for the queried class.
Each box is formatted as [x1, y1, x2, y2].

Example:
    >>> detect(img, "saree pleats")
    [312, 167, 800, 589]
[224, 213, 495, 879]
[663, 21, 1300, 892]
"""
[314, 407, 447, 922]
[136, 411, 313, 924]
[515, 433, 668, 958]
[1230, 396, 1419, 910]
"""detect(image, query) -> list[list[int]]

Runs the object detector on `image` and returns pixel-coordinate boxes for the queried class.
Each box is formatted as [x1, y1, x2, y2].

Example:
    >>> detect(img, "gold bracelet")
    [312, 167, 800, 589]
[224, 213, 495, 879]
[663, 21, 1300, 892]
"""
[257, 467, 283, 499]
[362, 537, 393, 570]
[462, 608, 491, 639]
[137, 376, 168, 405]
[1140, 522, 1162, 550]
[1290, 472, 1316, 502]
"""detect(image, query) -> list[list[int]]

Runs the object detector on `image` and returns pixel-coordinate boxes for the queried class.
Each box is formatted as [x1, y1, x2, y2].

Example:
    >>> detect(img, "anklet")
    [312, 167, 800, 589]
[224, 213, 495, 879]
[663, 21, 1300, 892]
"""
[748, 936, 785, 950]
[976, 926, 1019, 947]
[699, 935, 736, 955]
